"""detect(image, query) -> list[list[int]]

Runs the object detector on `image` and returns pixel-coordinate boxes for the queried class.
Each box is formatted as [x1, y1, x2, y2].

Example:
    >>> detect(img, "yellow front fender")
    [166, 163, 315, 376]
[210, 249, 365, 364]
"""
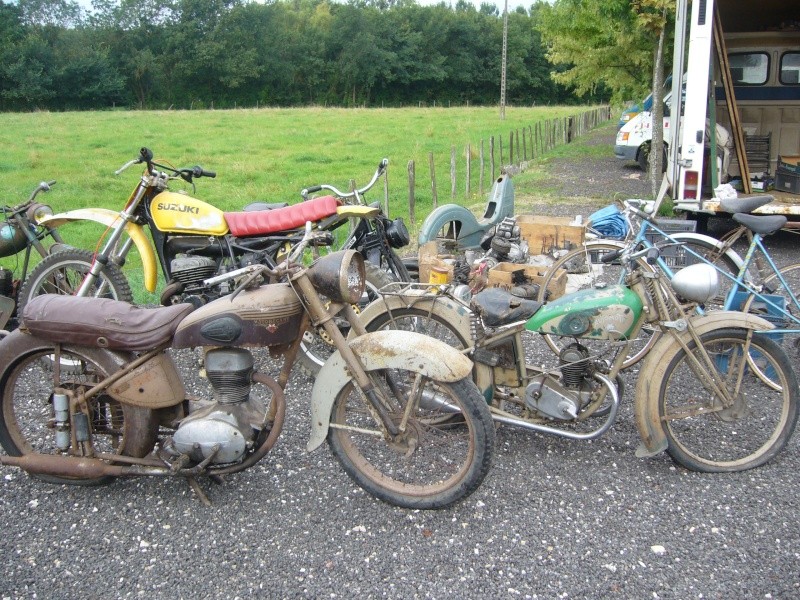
[40, 208, 159, 293]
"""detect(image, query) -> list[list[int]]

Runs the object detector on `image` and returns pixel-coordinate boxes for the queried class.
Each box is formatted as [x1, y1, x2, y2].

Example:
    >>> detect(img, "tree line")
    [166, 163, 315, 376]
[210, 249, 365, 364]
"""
[0, 0, 617, 112]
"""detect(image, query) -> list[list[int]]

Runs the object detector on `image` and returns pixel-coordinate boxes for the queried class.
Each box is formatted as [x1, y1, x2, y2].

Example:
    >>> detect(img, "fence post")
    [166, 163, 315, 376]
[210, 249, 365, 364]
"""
[383, 162, 390, 217]
[450, 146, 457, 200]
[466, 144, 471, 197]
[509, 131, 514, 167]
[515, 129, 521, 164]
[522, 127, 527, 161]
[479, 139, 485, 195]
[499, 136, 504, 167]
[407, 160, 416, 229]
[490, 136, 495, 180]
[428, 152, 438, 208]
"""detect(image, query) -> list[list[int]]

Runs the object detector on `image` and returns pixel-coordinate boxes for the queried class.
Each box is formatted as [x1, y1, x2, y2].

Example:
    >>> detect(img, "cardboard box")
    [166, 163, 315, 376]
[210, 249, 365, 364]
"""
[516, 215, 585, 254]
[776, 169, 800, 195]
[487, 262, 567, 300]
[777, 155, 800, 176]
[418, 241, 454, 284]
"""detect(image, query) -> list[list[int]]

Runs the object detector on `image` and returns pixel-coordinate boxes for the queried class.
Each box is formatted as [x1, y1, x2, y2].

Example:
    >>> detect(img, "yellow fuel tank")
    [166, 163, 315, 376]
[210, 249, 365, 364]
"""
[150, 191, 229, 235]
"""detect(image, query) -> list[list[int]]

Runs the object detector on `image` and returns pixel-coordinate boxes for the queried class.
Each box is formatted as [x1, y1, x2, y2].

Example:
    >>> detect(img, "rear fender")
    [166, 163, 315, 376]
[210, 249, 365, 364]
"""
[634, 311, 776, 458]
[307, 330, 473, 451]
[40, 208, 158, 293]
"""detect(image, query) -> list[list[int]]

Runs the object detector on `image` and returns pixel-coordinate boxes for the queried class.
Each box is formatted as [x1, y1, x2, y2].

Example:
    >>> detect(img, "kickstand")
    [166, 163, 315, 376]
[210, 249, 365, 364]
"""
[187, 476, 212, 506]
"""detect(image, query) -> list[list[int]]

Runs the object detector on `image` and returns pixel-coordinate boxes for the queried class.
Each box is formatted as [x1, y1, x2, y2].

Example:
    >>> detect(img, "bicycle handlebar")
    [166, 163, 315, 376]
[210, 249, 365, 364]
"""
[300, 158, 388, 201]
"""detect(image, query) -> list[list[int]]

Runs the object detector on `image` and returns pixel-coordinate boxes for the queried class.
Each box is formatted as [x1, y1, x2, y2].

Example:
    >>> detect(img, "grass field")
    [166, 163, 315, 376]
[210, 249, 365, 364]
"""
[0, 105, 608, 301]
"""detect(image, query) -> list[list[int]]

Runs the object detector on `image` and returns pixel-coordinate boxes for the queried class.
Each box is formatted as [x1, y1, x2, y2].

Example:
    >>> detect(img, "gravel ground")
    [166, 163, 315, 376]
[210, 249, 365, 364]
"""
[2, 127, 799, 600]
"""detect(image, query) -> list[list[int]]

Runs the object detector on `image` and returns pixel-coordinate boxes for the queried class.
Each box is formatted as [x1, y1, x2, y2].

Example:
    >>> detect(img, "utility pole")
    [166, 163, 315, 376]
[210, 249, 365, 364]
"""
[500, 0, 508, 120]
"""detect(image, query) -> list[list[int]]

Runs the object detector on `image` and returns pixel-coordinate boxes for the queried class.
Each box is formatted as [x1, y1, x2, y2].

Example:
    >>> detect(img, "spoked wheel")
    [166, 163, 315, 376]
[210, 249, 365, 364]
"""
[298, 262, 396, 376]
[17, 248, 133, 315]
[0, 334, 156, 485]
[328, 372, 494, 509]
[538, 241, 659, 369]
[656, 328, 798, 472]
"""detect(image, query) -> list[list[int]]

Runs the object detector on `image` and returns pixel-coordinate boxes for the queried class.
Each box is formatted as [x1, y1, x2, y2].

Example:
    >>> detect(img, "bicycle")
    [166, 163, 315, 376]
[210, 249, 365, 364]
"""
[537, 194, 800, 370]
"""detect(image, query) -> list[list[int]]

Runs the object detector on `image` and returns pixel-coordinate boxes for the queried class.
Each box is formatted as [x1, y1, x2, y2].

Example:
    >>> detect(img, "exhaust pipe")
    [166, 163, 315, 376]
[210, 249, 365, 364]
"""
[0, 453, 168, 478]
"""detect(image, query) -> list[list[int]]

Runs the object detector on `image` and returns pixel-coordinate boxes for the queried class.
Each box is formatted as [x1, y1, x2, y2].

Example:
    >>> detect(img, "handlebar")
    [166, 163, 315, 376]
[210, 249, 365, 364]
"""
[300, 158, 388, 201]
[114, 147, 216, 182]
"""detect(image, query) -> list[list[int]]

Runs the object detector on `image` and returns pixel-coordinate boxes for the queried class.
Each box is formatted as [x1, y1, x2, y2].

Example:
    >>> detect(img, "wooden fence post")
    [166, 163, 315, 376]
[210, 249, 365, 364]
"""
[428, 152, 438, 208]
[465, 144, 471, 197]
[490, 136, 495, 180]
[515, 129, 521, 164]
[407, 160, 416, 229]
[383, 161, 390, 217]
[509, 131, 514, 166]
[522, 127, 527, 161]
[450, 146, 456, 199]
[499, 135, 504, 167]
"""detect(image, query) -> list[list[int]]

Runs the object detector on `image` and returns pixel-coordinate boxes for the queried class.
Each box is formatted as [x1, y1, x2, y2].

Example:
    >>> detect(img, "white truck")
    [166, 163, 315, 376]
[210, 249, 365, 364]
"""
[617, 0, 800, 224]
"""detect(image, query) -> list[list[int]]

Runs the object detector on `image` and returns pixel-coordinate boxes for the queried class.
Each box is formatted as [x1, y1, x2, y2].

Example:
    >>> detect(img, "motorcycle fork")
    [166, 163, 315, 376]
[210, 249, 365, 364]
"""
[293, 275, 401, 437]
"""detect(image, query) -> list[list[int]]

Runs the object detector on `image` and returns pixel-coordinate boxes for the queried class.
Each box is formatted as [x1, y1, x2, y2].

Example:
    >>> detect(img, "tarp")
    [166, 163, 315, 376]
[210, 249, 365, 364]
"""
[587, 204, 628, 239]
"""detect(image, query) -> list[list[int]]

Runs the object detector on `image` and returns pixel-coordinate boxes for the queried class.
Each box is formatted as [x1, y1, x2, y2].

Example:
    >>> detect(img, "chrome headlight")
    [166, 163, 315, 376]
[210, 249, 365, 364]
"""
[671, 263, 719, 304]
[306, 250, 366, 304]
[27, 203, 54, 224]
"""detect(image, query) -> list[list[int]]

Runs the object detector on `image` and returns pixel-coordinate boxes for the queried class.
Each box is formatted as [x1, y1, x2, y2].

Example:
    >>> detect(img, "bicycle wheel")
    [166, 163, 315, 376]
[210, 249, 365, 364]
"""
[328, 372, 494, 509]
[298, 262, 395, 376]
[0, 332, 157, 485]
[655, 328, 798, 472]
[741, 262, 800, 364]
[537, 241, 658, 369]
[18, 248, 133, 315]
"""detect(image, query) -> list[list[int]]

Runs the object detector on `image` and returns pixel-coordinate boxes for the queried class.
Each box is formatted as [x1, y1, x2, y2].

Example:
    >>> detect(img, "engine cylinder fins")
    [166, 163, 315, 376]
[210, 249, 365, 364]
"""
[205, 348, 254, 404]
[559, 343, 591, 388]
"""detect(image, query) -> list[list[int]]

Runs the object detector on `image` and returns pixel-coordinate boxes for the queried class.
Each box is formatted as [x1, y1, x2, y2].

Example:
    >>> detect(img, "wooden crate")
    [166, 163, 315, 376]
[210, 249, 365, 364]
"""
[517, 215, 585, 254]
[487, 262, 567, 300]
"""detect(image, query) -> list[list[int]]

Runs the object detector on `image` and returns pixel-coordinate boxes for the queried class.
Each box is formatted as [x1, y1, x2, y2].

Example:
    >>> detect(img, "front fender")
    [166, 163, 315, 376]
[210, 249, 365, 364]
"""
[307, 330, 473, 451]
[634, 311, 776, 458]
[355, 291, 494, 401]
[40, 209, 159, 293]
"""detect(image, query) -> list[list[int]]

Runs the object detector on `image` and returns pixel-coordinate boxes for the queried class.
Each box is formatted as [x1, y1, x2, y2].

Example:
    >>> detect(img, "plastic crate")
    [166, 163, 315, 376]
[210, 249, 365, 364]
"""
[644, 219, 697, 268]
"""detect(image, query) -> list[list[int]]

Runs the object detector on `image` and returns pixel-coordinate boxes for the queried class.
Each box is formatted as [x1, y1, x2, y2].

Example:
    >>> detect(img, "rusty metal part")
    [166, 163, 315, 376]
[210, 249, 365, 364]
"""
[0, 453, 167, 478]
[108, 352, 185, 408]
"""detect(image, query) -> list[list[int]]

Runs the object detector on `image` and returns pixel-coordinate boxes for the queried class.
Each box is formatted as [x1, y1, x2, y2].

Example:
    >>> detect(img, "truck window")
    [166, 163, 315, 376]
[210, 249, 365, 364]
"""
[728, 52, 769, 85]
[780, 52, 800, 85]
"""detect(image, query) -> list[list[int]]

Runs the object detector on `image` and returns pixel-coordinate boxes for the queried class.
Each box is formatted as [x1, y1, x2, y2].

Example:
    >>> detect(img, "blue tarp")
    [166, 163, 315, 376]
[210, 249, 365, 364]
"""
[587, 204, 628, 239]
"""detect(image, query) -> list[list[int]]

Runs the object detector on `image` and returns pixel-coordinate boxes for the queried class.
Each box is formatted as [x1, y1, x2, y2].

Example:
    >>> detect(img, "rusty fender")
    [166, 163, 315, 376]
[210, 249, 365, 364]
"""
[306, 330, 473, 451]
[634, 311, 776, 459]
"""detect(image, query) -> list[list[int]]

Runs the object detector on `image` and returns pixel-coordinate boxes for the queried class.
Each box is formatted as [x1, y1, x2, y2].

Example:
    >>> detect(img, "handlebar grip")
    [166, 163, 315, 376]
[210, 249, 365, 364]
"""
[139, 147, 154, 162]
[600, 249, 622, 264]
[305, 185, 323, 194]
[190, 166, 216, 179]
[379, 158, 388, 170]
[645, 247, 660, 265]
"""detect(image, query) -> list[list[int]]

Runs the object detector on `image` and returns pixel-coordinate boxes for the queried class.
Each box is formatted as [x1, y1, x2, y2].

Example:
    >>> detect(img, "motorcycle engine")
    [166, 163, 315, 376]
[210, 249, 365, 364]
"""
[170, 348, 266, 464]
[524, 344, 591, 420]
[170, 255, 217, 287]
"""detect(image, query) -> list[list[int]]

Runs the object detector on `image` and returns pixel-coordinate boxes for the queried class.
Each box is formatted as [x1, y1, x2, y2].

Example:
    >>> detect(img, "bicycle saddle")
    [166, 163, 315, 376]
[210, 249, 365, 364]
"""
[732, 212, 786, 236]
[719, 195, 774, 214]
[470, 287, 542, 327]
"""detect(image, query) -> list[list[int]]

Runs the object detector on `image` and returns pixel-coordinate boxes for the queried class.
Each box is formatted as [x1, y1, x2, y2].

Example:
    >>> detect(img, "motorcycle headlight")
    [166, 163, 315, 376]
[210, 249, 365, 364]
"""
[306, 250, 366, 304]
[385, 217, 410, 249]
[671, 263, 719, 304]
[27, 203, 54, 224]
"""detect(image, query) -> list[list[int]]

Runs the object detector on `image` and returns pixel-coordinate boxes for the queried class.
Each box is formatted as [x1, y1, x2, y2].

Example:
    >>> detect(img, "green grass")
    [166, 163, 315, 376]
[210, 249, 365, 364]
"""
[0, 106, 608, 301]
